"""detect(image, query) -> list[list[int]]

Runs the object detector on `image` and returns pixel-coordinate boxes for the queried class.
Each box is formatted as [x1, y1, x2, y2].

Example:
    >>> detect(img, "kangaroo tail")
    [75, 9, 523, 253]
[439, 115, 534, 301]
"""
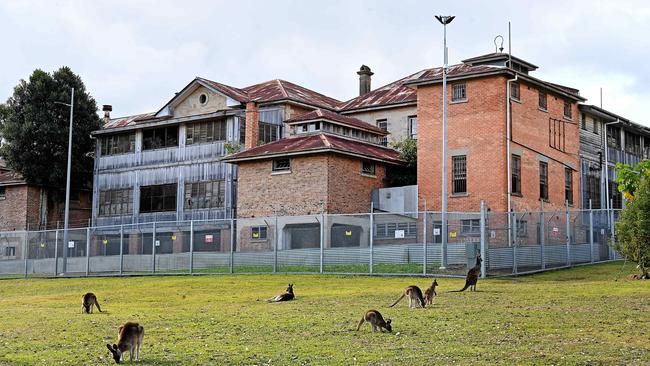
[95, 300, 102, 312]
[356, 317, 365, 331]
[449, 281, 470, 292]
[389, 294, 405, 307]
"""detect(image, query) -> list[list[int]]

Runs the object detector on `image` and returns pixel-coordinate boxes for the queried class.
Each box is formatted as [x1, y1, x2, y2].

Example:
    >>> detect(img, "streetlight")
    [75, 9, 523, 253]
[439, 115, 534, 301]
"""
[435, 15, 454, 269]
[54, 87, 74, 274]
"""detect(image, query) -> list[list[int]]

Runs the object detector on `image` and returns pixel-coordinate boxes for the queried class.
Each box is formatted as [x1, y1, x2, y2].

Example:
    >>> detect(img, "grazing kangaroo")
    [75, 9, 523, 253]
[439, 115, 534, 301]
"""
[356, 310, 392, 332]
[106, 322, 144, 364]
[267, 284, 295, 302]
[81, 293, 102, 314]
[424, 279, 439, 305]
[451, 252, 482, 292]
[389, 285, 425, 308]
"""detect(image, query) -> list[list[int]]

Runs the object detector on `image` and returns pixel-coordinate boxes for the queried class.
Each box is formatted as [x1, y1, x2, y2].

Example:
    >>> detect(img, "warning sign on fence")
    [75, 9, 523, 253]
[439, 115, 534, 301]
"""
[205, 234, 213, 243]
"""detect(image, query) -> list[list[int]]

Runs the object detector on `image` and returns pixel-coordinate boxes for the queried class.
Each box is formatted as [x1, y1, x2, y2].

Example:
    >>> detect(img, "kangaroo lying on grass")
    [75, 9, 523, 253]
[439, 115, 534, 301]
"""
[267, 283, 295, 302]
[356, 310, 392, 332]
[106, 322, 144, 363]
[389, 285, 425, 308]
[451, 253, 482, 292]
[81, 293, 102, 314]
[424, 279, 438, 305]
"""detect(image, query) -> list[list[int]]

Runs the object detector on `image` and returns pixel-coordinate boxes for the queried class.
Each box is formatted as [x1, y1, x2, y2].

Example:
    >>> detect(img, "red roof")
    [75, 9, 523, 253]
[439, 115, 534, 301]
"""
[197, 77, 249, 102]
[242, 79, 341, 110]
[0, 167, 26, 186]
[223, 133, 403, 165]
[103, 112, 156, 129]
[285, 109, 387, 135]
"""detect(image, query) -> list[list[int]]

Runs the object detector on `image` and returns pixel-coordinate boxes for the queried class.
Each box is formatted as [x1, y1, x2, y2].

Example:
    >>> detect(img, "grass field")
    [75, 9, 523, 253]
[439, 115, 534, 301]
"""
[0, 262, 648, 365]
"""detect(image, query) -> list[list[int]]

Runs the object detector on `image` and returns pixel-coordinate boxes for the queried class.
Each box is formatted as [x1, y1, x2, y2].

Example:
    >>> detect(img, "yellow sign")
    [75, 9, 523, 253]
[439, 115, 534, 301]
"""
[252, 232, 259, 238]
[171, 235, 177, 241]
[450, 231, 457, 238]
[102, 239, 109, 245]
[345, 230, 352, 236]
[40, 243, 46, 248]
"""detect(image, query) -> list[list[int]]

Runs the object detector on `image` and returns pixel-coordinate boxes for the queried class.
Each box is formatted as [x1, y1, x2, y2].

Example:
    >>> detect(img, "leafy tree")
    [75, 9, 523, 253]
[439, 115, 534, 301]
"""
[386, 138, 417, 186]
[0, 67, 101, 196]
[614, 161, 650, 279]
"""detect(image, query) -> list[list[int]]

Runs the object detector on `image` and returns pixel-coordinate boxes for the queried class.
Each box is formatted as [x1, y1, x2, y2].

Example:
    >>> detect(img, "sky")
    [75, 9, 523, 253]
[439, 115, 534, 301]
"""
[1, 0, 649, 126]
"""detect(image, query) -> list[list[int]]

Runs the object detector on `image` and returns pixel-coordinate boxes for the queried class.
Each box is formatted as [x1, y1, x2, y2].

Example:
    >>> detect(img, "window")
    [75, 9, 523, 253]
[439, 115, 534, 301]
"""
[239, 118, 246, 144]
[98, 188, 133, 217]
[644, 137, 650, 159]
[511, 155, 521, 195]
[539, 162, 548, 200]
[549, 118, 566, 152]
[565, 168, 573, 205]
[4, 246, 15, 257]
[516, 219, 528, 238]
[361, 161, 376, 176]
[198, 93, 208, 105]
[581, 113, 587, 130]
[585, 170, 601, 209]
[408, 116, 418, 139]
[452, 155, 467, 194]
[139, 184, 177, 213]
[607, 125, 621, 149]
[186, 119, 227, 145]
[143, 126, 178, 150]
[461, 219, 480, 235]
[376, 119, 388, 146]
[0, 187, 5, 200]
[511, 82, 520, 101]
[258, 122, 281, 144]
[100, 133, 135, 156]
[272, 159, 291, 172]
[538, 91, 547, 110]
[452, 83, 466, 102]
[593, 118, 599, 134]
[610, 182, 623, 209]
[251, 226, 267, 240]
[374, 222, 417, 238]
[563, 101, 572, 119]
[625, 132, 641, 155]
[184, 180, 225, 209]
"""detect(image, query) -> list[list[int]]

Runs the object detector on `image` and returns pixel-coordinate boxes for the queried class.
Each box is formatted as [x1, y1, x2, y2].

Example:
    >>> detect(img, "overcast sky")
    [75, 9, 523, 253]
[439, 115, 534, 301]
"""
[1, 0, 649, 126]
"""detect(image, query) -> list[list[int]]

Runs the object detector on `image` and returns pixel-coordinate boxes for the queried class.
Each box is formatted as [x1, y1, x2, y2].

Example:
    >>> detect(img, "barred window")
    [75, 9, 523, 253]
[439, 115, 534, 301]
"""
[186, 119, 227, 145]
[461, 219, 480, 235]
[539, 162, 548, 200]
[272, 159, 291, 172]
[538, 91, 547, 110]
[100, 133, 135, 156]
[452, 155, 467, 194]
[581, 113, 587, 130]
[361, 161, 376, 176]
[607, 125, 620, 149]
[184, 180, 225, 209]
[98, 188, 133, 216]
[374, 222, 417, 238]
[511, 155, 521, 195]
[585, 171, 601, 209]
[143, 126, 178, 150]
[563, 101, 572, 119]
[549, 118, 566, 152]
[251, 226, 267, 240]
[511, 82, 520, 100]
[5, 246, 15, 257]
[565, 168, 573, 205]
[140, 184, 177, 213]
[452, 83, 466, 102]
[624, 132, 641, 155]
[259, 122, 281, 144]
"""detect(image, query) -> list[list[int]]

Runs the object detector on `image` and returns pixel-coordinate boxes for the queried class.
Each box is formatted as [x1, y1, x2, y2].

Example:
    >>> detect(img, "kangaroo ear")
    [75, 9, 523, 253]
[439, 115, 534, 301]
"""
[386, 319, 392, 324]
[113, 344, 118, 350]
[106, 344, 114, 352]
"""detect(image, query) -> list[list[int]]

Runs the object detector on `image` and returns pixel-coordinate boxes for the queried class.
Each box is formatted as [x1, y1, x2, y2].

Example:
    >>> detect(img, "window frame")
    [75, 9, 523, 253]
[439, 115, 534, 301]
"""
[511, 154, 522, 196]
[142, 126, 178, 150]
[510, 82, 521, 101]
[0, 186, 5, 200]
[100, 133, 136, 156]
[563, 101, 572, 120]
[185, 119, 227, 146]
[139, 183, 177, 213]
[374, 222, 417, 239]
[98, 188, 133, 217]
[407, 115, 418, 140]
[376, 119, 388, 146]
[539, 162, 549, 201]
[538, 91, 548, 111]
[361, 161, 376, 176]
[184, 180, 225, 210]
[451, 82, 467, 102]
[452, 155, 467, 194]
[565, 168, 573, 205]
[272, 158, 291, 172]
[461, 219, 481, 236]
[258, 122, 281, 145]
[4, 246, 16, 257]
[251, 226, 268, 240]
[607, 125, 621, 149]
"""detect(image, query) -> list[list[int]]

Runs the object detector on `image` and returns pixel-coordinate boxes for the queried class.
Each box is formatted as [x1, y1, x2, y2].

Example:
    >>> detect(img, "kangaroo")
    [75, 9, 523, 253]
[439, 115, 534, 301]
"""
[81, 293, 102, 314]
[389, 285, 425, 308]
[267, 283, 295, 302]
[356, 310, 392, 332]
[106, 322, 144, 363]
[424, 279, 439, 305]
[451, 252, 482, 292]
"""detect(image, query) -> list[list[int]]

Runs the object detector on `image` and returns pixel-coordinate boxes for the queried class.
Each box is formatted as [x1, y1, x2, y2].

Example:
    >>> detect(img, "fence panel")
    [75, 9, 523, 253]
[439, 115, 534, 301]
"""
[190, 219, 233, 274]
[89, 225, 123, 275]
[234, 217, 274, 273]
[275, 214, 321, 273]
[323, 214, 370, 273]
[0, 232, 27, 278]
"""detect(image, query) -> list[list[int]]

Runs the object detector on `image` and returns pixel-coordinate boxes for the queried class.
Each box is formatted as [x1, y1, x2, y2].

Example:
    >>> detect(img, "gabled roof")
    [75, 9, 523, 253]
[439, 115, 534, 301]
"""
[196, 77, 249, 102]
[285, 109, 387, 135]
[223, 133, 404, 165]
[338, 70, 425, 112]
[242, 79, 341, 110]
[102, 112, 157, 129]
[462, 52, 539, 71]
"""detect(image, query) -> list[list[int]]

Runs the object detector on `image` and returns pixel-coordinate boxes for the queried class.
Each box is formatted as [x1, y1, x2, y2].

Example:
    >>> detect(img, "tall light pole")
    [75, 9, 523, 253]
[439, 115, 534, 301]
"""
[55, 87, 74, 274]
[435, 15, 454, 269]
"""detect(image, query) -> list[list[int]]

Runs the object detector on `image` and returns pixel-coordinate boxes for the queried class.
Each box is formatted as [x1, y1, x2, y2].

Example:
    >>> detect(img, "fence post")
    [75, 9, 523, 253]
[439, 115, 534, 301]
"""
[589, 200, 594, 263]
[152, 222, 157, 273]
[512, 211, 518, 275]
[565, 200, 571, 266]
[119, 224, 124, 275]
[189, 220, 194, 274]
[23, 232, 28, 278]
[85, 227, 90, 277]
[229, 218, 234, 274]
[54, 229, 59, 276]
[423, 208, 428, 276]
[476, 200, 480, 278]
[609, 199, 615, 260]
[369, 203, 374, 274]
[319, 210, 324, 274]
[539, 200, 546, 269]
[273, 213, 278, 273]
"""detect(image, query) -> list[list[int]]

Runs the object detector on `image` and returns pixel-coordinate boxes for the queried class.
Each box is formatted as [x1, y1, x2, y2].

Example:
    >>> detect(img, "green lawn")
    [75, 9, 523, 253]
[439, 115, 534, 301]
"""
[0, 262, 648, 365]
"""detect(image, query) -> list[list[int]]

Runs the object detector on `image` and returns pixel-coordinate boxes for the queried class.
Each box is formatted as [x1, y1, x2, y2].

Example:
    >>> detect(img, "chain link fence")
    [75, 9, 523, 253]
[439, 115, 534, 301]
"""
[0, 206, 622, 279]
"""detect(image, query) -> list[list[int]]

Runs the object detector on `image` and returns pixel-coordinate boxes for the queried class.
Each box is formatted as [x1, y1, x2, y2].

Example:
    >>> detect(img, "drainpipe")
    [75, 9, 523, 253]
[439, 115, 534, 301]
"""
[506, 72, 518, 247]
[603, 119, 620, 227]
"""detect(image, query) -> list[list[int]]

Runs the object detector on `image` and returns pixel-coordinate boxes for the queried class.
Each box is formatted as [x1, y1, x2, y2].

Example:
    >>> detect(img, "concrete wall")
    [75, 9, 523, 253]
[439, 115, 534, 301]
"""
[344, 105, 417, 144]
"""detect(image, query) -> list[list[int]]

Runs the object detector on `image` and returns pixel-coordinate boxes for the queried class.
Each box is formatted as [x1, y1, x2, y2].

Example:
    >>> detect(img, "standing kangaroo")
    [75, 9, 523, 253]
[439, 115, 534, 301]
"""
[451, 253, 482, 292]
[106, 322, 144, 363]
[356, 310, 392, 332]
[81, 293, 102, 314]
[267, 284, 295, 302]
[424, 279, 439, 305]
[389, 285, 425, 308]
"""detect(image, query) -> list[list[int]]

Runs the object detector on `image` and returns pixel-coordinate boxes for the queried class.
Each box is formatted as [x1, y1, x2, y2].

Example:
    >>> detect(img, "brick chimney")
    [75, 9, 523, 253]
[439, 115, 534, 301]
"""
[244, 102, 259, 149]
[357, 65, 373, 96]
[102, 105, 112, 123]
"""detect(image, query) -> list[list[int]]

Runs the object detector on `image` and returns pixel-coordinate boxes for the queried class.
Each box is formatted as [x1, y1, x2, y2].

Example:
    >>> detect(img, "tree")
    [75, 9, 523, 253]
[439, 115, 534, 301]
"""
[0, 67, 101, 196]
[386, 138, 417, 186]
[614, 161, 650, 279]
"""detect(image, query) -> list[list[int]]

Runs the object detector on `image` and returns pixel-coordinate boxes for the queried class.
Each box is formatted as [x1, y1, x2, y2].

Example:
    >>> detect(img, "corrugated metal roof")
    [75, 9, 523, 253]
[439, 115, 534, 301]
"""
[0, 168, 26, 186]
[197, 77, 249, 102]
[242, 79, 341, 110]
[223, 132, 403, 164]
[285, 109, 387, 134]
[102, 112, 157, 129]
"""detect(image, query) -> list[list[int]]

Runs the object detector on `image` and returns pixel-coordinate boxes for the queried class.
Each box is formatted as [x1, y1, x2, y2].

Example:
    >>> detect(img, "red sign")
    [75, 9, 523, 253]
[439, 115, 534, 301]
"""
[205, 234, 214, 243]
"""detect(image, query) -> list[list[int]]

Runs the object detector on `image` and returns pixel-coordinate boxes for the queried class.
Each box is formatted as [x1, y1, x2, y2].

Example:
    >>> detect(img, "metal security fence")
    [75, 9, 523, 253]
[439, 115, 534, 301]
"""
[0, 205, 622, 279]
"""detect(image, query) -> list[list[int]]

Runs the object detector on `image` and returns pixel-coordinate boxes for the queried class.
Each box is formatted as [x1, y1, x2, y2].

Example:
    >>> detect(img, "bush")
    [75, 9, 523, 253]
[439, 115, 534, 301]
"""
[614, 175, 650, 279]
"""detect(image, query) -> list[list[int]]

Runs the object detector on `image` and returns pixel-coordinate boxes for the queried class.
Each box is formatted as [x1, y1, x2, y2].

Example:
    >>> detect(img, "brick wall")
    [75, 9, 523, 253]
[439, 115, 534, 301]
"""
[326, 154, 386, 214]
[0, 185, 29, 231]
